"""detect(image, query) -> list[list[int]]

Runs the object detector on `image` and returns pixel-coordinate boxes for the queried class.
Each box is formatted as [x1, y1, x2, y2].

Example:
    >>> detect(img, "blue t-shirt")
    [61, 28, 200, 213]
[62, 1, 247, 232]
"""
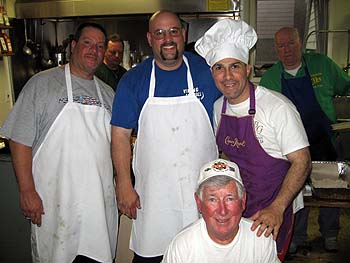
[111, 52, 221, 129]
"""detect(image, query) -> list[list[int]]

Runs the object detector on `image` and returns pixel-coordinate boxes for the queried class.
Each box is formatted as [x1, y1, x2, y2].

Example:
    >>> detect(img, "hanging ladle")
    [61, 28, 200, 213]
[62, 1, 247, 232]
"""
[23, 19, 33, 56]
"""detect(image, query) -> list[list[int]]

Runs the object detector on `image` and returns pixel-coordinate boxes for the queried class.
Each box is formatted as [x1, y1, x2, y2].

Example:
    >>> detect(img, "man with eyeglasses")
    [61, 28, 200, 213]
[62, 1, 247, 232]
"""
[95, 33, 127, 91]
[0, 22, 118, 263]
[260, 27, 350, 254]
[195, 19, 311, 261]
[111, 10, 221, 263]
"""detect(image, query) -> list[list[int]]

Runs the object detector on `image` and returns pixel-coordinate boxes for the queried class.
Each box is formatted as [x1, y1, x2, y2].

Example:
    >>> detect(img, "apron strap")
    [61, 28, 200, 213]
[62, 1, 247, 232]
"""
[65, 64, 73, 103]
[149, 60, 156, 97]
[183, 56, 195, 96]
[221, 97, 228, 113]
[64, 63, 104, 105]
[248, 81, 256, 115]
[149, 55, 195, 98]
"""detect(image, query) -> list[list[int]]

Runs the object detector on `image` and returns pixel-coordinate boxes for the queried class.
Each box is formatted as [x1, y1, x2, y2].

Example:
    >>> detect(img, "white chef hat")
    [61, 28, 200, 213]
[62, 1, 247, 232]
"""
[198, 159, 243, 188]
[195, 19, 257, 67]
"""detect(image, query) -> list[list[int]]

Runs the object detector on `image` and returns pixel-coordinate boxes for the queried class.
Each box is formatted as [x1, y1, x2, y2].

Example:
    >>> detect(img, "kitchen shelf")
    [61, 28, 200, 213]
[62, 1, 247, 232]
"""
[0, 25, 12, 29]
[0, 53, 14, 57]
[0, 25, 13, 56]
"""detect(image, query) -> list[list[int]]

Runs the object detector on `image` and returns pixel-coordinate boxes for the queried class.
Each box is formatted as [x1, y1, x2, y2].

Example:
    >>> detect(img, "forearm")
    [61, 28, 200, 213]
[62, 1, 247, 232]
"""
[111, 126, 133, 188]
[10, 140, 44, 225]
[9, 140, 35, 193]
[271, 147, 311, 211]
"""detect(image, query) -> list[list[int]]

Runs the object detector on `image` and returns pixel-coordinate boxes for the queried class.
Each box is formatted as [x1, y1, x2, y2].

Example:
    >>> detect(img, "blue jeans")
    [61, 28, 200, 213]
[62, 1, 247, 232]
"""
[291, 206, 340, 246]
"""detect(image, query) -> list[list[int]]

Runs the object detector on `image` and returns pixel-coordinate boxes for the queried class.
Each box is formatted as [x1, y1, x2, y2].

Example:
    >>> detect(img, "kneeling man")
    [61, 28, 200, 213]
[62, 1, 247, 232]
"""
[162, 159, 280, 263]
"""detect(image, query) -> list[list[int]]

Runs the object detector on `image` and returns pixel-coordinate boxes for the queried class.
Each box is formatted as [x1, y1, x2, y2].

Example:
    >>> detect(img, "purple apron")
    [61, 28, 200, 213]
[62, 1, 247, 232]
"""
[216, 82, 293, 255]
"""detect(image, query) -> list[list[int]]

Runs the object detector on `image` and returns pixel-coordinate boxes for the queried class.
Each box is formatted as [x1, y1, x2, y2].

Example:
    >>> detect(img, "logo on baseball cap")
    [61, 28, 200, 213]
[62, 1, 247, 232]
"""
[198, 159, 243, 187]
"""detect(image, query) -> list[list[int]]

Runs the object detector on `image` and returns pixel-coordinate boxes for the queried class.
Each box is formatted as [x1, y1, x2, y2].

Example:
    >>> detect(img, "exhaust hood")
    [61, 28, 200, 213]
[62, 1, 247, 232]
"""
[15, 0, 239, 19]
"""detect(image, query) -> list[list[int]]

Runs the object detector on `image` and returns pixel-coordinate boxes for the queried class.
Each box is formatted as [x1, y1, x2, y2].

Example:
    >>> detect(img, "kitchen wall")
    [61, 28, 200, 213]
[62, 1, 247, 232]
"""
[0, 0, 15, 126]
[328, 0, 350, 70]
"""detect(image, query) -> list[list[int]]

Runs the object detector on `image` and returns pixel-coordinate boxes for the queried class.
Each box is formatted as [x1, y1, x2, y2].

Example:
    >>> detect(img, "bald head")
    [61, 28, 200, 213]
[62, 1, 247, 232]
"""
[275, 27, 300, 44]
[146, 10, 186, 70]
[148, 10, 182, 31]
[274, 27, 303, 70]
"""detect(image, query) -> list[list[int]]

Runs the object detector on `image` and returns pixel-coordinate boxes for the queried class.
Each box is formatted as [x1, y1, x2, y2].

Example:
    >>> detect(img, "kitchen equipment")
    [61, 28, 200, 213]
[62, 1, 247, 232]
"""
[39, 20, 54, 69]
[51, 21, 67, 66]
[333, 96, 350, 121]
[22, 19, 33, 55]
[310, 161, 350, 200]
[253, 64, 274, 77]
[304, 29, 350, 72]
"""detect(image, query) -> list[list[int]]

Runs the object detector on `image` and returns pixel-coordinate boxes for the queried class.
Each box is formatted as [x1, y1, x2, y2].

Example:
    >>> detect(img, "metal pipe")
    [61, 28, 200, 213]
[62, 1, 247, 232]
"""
[304, 29, 350, 71]
[304, 29, 350, 44]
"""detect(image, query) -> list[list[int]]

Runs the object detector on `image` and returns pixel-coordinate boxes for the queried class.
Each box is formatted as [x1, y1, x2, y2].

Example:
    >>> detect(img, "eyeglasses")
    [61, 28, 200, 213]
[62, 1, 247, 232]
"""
[151, 27, 181, 40]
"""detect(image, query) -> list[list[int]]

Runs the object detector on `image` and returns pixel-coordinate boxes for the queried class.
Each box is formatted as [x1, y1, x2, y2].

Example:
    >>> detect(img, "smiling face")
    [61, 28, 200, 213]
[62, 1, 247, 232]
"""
[70, 26, 106, 79]
[195, 180, 246, 245]
[146, 11, 186, 70]
[211, 58, 251, 105]
[274, 27, 302, 70]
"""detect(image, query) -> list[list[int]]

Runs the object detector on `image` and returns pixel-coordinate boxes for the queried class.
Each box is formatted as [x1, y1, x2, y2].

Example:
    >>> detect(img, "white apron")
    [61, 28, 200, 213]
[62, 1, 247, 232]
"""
[131, 56, 218, 256]
[31, 65, 118, 263]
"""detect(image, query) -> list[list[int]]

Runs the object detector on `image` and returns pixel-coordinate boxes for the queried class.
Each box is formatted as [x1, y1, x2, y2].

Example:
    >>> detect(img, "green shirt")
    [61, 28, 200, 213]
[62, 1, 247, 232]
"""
[260, 52, 350, 123]
[95, 63, 127, 91]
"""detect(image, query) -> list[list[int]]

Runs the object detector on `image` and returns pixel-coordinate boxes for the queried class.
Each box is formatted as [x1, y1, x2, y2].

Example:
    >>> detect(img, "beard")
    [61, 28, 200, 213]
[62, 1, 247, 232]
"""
[160, 42, 179, 61]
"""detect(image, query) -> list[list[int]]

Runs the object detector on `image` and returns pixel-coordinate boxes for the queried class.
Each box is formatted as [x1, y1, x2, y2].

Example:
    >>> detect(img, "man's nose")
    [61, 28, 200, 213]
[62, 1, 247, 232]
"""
[223, 68, 234, 80]
[282, 45, 291, 52]
[163, 31, 174, 41]
[89, 44, 99, 53]
[218, 200, 228, 215]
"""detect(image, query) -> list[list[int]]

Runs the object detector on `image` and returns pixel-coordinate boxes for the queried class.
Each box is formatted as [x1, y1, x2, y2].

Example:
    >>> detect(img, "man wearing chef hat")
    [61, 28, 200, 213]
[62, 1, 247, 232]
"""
[195, 19, 311, 261]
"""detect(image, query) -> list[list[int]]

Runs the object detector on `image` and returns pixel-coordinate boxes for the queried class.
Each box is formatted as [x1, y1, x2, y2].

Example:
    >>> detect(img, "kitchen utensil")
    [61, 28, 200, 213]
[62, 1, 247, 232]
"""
[23, 19, 33, 55]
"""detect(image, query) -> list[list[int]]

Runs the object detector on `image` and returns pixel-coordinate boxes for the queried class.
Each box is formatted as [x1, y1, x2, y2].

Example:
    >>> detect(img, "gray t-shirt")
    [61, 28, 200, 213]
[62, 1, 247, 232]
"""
[0, 66, 115, 155]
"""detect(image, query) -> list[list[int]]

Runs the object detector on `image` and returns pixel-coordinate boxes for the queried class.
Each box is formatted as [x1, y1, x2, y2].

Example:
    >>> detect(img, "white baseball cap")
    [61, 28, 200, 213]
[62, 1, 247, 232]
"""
[195, 19, 257, 67]
[198, 159, 243, 187]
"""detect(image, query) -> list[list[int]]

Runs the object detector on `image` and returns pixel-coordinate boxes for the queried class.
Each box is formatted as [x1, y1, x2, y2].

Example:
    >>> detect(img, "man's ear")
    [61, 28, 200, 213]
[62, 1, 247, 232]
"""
[146, 32, 152, 47]
[194, 193, 202, 213]
[246, 64, 252, 77]
[71, 40, 77, 53]
[181, 27, 186, 42]
[242, 192, 247, 211]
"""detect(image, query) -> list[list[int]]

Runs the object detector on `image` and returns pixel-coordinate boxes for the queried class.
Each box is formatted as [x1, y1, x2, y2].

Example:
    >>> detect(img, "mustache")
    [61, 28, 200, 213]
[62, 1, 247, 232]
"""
[85, 53, 98, 57]
[160, 41, 177, 48]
